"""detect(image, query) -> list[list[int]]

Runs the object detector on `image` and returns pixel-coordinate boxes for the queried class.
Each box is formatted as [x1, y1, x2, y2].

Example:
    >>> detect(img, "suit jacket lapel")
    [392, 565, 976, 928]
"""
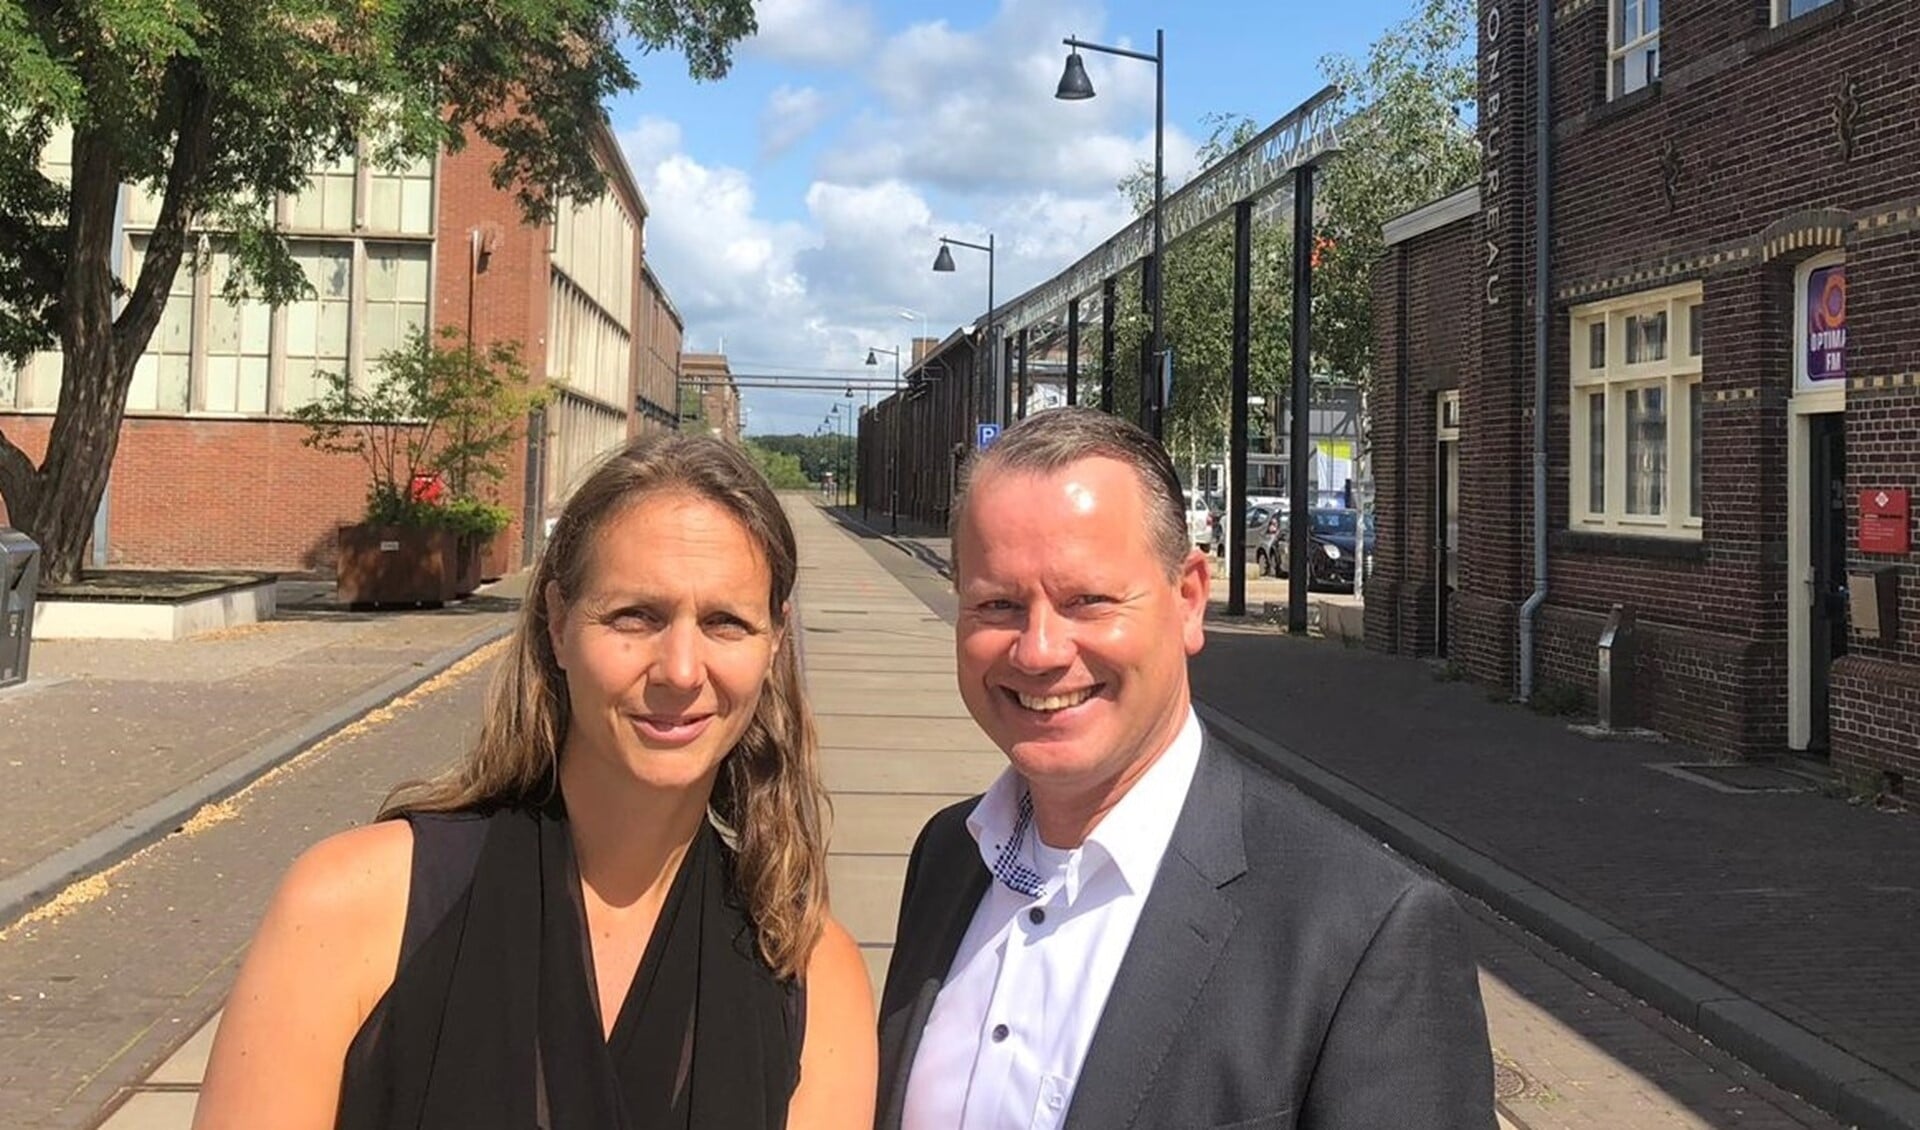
[1064, 739, 1248, 1130]
[876, 836, 990, 1130]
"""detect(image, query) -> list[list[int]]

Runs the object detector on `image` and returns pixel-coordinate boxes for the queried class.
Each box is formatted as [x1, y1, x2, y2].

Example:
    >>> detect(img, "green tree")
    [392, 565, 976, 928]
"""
[745, 441, 810, 490]
[1108, 0, 1476, 471]
[0, 0, 756, 581]
[755, 432, 847, 484]
[1315, 0, 1479, 385]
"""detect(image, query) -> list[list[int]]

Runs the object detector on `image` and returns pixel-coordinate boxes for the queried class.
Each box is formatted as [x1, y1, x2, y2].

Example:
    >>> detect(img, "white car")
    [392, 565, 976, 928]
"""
[1183, 490, 1220, 552]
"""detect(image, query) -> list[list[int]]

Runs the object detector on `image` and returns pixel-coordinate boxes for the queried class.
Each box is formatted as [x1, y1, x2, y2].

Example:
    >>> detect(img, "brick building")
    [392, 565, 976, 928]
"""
[1368, 0, 1918, 783]
[0, 119, 673, 575]
[862, 329, 984, 530]
[678, 353, 742, 444]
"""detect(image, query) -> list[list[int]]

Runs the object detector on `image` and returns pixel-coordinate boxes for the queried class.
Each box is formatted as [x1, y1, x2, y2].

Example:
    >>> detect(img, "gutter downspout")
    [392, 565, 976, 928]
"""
[1519, 0, 1552, 701]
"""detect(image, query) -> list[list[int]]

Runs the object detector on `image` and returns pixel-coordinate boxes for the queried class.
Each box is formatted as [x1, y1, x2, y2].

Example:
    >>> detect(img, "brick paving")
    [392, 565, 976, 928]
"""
[0, 589, 517, 887]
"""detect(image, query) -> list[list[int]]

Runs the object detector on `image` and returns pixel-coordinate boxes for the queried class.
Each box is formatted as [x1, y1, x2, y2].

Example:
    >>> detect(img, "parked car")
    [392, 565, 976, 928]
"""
[1255, 507, 1375, 590]
[1183, 490, 1222, 553]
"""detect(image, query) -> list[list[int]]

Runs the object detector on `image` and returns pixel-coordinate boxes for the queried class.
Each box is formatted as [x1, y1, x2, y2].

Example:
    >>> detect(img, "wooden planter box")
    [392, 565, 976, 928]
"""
[480, 528, 517, 583]
[453, 536, 484, 598]
[336, 524, 460, 607]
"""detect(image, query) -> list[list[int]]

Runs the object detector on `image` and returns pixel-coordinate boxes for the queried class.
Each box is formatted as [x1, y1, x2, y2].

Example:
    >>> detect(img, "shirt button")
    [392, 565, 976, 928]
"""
[991, 1023, 1010, 1042]
[1028, 907, 1046, 925]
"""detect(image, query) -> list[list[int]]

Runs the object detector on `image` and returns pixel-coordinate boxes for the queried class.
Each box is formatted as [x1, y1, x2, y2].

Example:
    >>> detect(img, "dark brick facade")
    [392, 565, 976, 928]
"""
[1371, 0, 1919, 779]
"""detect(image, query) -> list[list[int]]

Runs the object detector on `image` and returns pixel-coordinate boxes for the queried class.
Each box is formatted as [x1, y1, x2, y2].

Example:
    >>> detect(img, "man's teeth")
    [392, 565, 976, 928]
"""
[1016, 688, 1094, 712]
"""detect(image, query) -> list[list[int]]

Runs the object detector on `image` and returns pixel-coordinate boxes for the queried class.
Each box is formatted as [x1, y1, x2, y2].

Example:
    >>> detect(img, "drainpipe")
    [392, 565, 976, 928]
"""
[1518, 0, 1552, 701]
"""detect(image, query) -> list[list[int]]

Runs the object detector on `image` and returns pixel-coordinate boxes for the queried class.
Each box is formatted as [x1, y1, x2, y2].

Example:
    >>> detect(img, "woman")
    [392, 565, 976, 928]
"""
[195, 435, 876, 1129]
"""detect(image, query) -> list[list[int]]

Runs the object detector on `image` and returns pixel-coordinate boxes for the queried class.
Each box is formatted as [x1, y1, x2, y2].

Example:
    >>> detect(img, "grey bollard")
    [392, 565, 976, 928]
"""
[1596, 603, 1637, 731]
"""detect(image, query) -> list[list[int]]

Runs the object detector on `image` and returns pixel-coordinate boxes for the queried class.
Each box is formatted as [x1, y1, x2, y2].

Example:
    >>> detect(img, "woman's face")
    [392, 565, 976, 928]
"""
[547, 491, 783, 794]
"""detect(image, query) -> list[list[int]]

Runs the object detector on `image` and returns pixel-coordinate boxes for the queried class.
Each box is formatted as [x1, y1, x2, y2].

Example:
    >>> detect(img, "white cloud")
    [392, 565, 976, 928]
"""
[760, 85, 832, 160]
[746, 0, 875, 67]
[613, 1, 1218, 434]
[821, 0, 1198, 196]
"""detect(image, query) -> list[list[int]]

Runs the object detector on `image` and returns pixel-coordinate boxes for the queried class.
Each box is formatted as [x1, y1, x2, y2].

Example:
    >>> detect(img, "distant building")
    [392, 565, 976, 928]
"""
[0, 118, 681, 575]
[679, 353, 741, 444]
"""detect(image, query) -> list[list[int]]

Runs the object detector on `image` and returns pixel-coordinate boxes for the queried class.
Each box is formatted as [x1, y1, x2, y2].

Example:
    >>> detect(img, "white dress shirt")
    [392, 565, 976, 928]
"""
[901, 710, 1205, 1130]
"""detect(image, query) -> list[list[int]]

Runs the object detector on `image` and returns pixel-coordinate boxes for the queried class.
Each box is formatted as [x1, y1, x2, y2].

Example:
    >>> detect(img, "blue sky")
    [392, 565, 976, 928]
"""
[613, 0, 1418, 435]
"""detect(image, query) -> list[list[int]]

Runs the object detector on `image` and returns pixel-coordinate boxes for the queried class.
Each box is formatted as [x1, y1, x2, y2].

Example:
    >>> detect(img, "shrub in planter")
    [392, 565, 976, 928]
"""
[294, 329, 542, 606]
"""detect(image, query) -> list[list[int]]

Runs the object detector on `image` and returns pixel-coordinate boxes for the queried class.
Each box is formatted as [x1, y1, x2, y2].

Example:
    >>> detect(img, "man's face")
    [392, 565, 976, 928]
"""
[953, 457, 1208, 811]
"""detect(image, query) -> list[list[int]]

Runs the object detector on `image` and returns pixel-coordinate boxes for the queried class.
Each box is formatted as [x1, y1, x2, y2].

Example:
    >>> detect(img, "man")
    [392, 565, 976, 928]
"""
[877, 408, 1493, 1130]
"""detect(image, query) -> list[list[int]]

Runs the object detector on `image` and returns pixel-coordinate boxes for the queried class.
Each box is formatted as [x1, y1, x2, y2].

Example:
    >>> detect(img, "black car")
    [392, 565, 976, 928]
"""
[1255, 508, 1375, 590]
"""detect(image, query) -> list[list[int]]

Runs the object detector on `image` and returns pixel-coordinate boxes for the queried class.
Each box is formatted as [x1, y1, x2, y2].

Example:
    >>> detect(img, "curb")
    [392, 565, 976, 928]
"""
[0, 618, 515, 928]
[1196, 702, 1920, 1130]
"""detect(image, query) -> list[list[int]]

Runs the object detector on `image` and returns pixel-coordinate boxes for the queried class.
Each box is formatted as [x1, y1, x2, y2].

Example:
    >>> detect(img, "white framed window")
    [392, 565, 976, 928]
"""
[1610, 0, 1661, 98]
[1570, 283, 1702, 538]
[1774, 0, 1838, 24]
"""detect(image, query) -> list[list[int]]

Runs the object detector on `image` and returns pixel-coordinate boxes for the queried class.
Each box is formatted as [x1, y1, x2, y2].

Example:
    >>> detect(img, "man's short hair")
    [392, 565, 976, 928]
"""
[949, 407, 1192, 577]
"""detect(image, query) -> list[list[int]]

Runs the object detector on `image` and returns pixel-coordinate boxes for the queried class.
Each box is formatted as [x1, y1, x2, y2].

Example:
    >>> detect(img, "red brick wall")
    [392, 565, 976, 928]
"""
[0, 415, 370, 572]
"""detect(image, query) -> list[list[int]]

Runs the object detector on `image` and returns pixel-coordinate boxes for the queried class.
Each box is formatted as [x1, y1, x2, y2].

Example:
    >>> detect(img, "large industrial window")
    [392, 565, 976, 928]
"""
[1570, 283, 1703, 539]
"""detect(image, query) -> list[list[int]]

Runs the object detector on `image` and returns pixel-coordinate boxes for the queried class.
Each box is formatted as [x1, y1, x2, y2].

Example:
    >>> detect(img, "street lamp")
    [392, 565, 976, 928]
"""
[866, 345, 902, 534]
[1057, 29, 1165, 442]
[933, 233, 997, 426]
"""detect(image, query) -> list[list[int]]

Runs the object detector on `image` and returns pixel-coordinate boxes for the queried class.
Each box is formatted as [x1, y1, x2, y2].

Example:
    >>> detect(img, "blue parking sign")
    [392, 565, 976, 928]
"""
[976, 422, 1002, 450]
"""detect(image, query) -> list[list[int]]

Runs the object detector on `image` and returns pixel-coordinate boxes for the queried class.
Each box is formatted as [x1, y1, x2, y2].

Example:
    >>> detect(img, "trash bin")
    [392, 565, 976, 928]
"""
[1, 528, 42, 689]
[1596, 603, 1636, 731]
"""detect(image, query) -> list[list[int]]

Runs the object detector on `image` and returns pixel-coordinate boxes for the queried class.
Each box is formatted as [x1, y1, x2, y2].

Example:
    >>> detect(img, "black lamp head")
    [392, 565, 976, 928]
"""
[1056, 50, 1095, 100]
[865, 350, 878, 366]
[932, 243, 957, 272]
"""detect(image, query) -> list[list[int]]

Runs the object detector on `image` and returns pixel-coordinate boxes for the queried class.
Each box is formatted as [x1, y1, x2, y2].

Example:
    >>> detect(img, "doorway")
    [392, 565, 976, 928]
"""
[1435, 391, 1461, 656]
[1805, 411, 1848, 752]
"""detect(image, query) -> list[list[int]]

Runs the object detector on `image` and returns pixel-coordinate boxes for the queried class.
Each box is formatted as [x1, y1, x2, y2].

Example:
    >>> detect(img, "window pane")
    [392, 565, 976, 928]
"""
[1688, 303, 1702, 357]
[203, 249, 272, 413]
[1626, 310, 1667, 363]
[1588, 322, 1607, 369]
[1788, 0, 1836, 16]
[284, 241, 353, 406]
[1626, 386, 1667, 516]
[1589, 391, 1607, 514]
[1689, 382, 1702, 520]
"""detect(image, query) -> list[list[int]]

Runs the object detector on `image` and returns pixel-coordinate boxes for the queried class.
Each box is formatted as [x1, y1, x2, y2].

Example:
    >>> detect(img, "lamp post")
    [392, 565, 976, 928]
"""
[839, 387, 855, 508]
[1057, 28, 1164, 442]
[932, 234, 997, 426]
[866, 346, 902, 534]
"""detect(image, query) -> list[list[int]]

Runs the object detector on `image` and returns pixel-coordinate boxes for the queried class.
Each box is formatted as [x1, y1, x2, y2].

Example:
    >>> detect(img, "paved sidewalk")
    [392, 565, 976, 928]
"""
[0, 579, 520, 924]
[863, 511, 1920, 1130]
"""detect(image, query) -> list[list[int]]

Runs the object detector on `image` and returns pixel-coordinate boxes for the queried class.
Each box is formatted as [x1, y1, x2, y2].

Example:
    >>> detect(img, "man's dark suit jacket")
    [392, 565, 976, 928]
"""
[876, 735, 1495, 1130]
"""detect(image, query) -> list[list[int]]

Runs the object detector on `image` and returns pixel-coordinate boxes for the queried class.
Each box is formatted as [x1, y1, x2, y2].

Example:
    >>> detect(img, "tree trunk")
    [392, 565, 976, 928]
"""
[0, 63, 212, 585]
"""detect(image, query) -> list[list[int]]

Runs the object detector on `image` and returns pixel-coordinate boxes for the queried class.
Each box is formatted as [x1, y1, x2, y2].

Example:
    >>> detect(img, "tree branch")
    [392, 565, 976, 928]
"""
[116, 61, 215, 359]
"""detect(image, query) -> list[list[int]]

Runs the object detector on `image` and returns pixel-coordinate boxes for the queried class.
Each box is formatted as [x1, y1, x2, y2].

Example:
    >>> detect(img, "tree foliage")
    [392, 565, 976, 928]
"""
[744, 441, 811, 490]
[0, 0, 757, 580]
[291, 326, 542, 533]
[754, 433, 851, 485]
[1105, 0, 1477, 471]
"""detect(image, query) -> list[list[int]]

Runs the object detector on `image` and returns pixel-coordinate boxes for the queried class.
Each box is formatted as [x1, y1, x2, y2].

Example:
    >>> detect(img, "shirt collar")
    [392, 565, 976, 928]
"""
[967, 709, 1206, 902]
